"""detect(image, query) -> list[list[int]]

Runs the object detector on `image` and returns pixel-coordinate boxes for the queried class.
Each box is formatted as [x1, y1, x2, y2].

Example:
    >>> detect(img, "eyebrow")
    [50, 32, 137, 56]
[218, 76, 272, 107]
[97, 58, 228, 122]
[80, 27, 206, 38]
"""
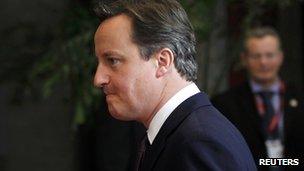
[96, 50, 124, 59]
[104, 51, 120, 57]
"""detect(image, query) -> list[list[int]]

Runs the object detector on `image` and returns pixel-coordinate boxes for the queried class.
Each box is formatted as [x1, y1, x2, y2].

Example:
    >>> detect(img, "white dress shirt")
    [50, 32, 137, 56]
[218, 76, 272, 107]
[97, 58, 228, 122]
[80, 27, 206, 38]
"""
[250, 79, 284, 158]
[147, 83, 200, 144]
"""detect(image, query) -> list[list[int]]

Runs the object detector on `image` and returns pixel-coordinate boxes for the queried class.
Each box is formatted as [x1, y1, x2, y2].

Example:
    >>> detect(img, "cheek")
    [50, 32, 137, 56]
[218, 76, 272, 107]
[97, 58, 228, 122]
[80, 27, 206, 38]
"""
[247, 63, 260, 72]
[114, 64, 156, 107]
[273, 61, 282, 70]
[132, 70, 156, 102]
[113, 74, 141, 102]
[115, 79, 133, 98]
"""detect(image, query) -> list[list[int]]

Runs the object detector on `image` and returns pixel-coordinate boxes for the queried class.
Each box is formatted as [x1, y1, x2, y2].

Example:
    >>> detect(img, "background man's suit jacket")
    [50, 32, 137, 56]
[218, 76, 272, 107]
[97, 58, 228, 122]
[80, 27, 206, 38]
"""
[140, 92, 256, 171]
[212, 82, 304, 170]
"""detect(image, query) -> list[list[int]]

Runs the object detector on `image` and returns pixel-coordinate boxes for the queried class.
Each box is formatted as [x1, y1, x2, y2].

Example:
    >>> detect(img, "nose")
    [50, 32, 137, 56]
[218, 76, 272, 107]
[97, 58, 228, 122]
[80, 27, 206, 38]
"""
[93, 64, 109, 88]
[257, 55, 269, 66]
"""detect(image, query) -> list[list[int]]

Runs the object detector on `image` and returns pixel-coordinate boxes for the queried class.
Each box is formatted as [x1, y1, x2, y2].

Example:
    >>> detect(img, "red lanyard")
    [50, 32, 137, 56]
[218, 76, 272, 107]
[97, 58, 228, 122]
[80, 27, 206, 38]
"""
[254, 81, 285, 133]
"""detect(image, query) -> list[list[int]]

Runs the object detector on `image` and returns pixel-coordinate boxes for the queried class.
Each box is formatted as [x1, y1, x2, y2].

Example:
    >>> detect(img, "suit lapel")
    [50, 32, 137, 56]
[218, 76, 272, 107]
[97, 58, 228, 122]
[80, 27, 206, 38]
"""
[238, 82, 265, 140]
[142, 92, 211, 171]
[283, 84, 301, 143]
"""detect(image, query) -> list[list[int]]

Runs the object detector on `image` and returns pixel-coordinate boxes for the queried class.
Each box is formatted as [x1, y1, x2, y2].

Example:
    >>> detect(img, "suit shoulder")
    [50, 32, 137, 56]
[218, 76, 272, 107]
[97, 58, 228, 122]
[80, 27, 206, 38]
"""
[164, 106, 256, 170]
[175, 105, 243, 144]
[285, 83, 304, 97]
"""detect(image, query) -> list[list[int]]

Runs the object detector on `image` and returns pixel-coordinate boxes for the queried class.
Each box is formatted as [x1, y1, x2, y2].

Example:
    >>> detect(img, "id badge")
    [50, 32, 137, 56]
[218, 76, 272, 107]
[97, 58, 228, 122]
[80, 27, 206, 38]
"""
[265, 139, 284, 158]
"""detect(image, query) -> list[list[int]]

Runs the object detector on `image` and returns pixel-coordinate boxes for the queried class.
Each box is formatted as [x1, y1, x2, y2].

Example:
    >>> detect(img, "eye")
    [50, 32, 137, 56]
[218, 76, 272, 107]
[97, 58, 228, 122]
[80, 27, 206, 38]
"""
[248, 54, 260, 60]
[107, 57, 120, 66]
[266, 53, 276, 59]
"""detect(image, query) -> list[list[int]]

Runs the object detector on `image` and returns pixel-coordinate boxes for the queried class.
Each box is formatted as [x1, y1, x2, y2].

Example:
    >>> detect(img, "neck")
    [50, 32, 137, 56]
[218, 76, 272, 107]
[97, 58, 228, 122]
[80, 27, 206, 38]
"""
[142, 78, 192, 128]
[252, 77, 279, 89]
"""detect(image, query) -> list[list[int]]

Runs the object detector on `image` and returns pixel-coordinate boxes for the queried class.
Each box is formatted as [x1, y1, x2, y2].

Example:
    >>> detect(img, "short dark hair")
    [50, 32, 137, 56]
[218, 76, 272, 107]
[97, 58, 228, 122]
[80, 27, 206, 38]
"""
[94, 0, 198, 81]
[243, 26, 282, 52]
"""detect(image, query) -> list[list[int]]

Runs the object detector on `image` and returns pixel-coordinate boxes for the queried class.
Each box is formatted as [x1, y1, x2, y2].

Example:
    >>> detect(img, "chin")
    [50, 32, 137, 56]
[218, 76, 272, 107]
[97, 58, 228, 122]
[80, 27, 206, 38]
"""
[108, 108, 133, 121]
[105, 94, 115, 103]
[255, 76, 276, 85]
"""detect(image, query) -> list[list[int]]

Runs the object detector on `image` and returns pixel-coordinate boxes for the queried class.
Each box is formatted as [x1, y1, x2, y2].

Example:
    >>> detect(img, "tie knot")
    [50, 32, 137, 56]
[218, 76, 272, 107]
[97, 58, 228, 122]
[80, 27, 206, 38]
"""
[258, 91, 274, 100]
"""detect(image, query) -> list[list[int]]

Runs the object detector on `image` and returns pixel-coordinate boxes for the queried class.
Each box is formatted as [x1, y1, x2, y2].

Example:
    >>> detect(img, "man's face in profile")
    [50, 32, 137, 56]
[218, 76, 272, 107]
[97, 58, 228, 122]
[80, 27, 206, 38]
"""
[242, 36, 283, 85]
[93, 14, 161, 122]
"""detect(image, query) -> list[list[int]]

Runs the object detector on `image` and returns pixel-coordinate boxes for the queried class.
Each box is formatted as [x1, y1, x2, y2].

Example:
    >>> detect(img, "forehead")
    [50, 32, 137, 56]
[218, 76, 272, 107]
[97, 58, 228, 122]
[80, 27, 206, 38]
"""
[246, 36, 280, 51]
[94, 14, 141, 60]
[94, 14, 133, 48]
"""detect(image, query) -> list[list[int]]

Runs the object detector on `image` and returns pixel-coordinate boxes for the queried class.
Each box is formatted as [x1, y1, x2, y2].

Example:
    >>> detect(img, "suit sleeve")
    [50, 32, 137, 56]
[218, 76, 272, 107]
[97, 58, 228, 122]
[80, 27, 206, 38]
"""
[165, 138, 255, 171]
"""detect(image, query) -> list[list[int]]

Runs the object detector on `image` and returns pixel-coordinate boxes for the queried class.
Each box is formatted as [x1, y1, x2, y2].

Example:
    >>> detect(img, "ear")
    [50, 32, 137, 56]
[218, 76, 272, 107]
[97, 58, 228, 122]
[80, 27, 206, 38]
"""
[277, 51, 284, 66]
[153, 48, 174, 78]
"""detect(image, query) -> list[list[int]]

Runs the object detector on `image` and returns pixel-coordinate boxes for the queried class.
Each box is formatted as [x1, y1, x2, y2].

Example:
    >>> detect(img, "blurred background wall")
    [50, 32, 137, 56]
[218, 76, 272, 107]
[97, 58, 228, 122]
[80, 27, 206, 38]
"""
[0, 0, 73, 171]
[0, 0, 303, 171]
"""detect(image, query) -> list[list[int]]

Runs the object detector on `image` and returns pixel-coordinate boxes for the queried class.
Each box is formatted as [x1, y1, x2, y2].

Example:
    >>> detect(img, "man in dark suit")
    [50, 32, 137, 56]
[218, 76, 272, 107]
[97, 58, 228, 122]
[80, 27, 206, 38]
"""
[93, 0, 256, 170]
[212, 27, 304, 170]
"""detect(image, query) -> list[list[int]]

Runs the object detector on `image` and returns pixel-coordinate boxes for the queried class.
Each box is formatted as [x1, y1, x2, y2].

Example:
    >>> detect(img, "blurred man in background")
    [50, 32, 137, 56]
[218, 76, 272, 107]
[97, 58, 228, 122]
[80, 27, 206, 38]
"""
[212, 27, 304, 170]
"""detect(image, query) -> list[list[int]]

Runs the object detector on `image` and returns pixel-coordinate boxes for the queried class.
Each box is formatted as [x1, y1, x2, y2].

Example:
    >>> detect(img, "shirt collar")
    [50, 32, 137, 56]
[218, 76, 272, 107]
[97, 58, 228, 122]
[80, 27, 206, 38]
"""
[250, 79, 280, 94]
[147, 83, 200, 144]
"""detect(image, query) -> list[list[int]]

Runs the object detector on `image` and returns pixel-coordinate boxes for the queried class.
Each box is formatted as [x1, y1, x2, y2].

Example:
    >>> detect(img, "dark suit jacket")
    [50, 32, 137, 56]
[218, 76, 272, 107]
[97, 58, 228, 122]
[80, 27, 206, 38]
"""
[140, 92, 256, 171]
[212, 82, 304, 170]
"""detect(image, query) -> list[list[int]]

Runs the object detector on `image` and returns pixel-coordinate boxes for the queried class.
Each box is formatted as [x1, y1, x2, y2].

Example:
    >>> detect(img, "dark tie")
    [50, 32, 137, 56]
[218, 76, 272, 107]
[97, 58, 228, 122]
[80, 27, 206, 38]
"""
[135, 134, 150, 171]
[258, 91, 279, 139]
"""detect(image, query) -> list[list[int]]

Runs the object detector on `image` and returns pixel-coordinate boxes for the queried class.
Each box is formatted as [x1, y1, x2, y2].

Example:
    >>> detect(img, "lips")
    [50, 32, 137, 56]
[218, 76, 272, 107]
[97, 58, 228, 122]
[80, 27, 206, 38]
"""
[258, 67, 273, 73]
[103, 88, 115, 100]
[103, 87, 114, 95]
[106, 94, 112, 99]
